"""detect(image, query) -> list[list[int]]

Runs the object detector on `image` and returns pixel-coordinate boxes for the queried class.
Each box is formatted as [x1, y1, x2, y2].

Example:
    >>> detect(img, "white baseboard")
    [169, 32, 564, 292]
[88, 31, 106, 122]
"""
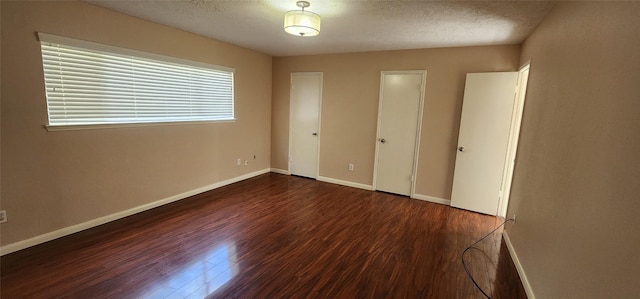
[503, 230, 535, 299]
[270, 168, 290, 175]
[411, 193, 451, 205]
[0, 168, 271, 256]
[267, 171, 373, 192]
[316, 176, 374, 191]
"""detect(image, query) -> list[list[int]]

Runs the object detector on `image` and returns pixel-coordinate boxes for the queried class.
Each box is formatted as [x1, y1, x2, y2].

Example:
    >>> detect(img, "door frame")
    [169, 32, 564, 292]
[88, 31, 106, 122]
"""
[288, 72, 323, 178]
[372, 70, 427, 197]
[497, 62, 530, 217]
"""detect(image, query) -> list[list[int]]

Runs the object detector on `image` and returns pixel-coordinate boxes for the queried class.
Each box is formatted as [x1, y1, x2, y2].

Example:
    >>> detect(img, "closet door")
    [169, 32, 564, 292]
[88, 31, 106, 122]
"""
[289, 72, 322, 178]
[450, 72, 518, 215]
[374, 71, 426, 196]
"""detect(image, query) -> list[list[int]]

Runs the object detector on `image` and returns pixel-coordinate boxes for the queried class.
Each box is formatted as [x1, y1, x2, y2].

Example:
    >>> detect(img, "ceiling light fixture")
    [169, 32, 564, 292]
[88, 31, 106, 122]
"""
[284, 1, 321, 37]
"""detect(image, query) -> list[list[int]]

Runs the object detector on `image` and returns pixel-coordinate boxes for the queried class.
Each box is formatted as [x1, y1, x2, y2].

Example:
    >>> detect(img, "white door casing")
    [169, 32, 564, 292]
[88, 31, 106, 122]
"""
[497, 64, 530, 217]
[289, 72, 322, 179]
[373, 71, 426, 196]
[450, 72, 518, 215]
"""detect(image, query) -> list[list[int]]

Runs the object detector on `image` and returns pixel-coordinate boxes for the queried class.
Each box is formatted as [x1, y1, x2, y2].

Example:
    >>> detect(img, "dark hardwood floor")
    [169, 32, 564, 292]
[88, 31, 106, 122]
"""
[1, 173, 526, 299]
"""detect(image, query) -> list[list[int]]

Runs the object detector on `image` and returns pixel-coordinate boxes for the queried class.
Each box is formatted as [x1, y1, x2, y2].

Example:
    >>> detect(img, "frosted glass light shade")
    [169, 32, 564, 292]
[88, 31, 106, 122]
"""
[284, 10, 321, 37]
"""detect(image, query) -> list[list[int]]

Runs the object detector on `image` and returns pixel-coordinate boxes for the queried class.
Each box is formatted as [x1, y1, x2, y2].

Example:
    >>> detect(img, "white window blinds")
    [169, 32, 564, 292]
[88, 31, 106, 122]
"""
[38, 33, 235, 127]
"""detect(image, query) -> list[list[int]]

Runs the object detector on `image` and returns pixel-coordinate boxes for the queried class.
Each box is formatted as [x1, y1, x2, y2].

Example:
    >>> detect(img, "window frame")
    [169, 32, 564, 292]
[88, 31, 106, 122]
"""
[38, 33, 236, 131]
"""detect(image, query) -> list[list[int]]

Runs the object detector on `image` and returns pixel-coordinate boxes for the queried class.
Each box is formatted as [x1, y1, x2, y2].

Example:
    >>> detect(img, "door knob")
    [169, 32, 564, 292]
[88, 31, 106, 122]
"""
[312, 132, 318, 136]
[458, 146, 465, 152]
[380, 138, 386, 143]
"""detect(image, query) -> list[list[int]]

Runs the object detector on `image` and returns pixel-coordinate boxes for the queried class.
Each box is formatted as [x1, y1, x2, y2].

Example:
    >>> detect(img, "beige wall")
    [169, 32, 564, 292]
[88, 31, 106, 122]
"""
[272, 46, 521, 198]
[0, 1, 272, 247]
[506, 2, 640, 298]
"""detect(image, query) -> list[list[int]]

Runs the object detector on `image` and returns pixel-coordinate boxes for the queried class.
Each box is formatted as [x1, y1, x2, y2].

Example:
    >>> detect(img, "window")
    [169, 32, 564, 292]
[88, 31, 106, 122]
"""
[38, 33, 235, 129]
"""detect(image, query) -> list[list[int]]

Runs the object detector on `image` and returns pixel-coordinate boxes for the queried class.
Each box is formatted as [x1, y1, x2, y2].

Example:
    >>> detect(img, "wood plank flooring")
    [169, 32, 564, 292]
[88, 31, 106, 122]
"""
[1, 173, 526, 298]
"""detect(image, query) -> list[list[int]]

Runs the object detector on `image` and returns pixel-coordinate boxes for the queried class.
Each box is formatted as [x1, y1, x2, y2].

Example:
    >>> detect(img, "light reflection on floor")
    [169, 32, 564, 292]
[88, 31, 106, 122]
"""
[141, 243, 238, 299]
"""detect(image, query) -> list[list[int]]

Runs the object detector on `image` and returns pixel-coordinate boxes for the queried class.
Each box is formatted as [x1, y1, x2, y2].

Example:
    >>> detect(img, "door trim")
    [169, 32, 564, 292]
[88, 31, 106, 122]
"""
[497, 63, 530, 217]
[288, 72, 323, 178]
[372, 70, 427, 197]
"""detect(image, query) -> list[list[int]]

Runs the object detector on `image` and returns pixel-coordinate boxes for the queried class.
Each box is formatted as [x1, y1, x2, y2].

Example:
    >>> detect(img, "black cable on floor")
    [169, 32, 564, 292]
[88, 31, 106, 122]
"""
[461, 218, 514, 299]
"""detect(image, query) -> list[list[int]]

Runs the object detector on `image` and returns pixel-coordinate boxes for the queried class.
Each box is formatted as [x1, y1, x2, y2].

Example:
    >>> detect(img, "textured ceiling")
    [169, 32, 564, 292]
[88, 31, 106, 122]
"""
[84, 0, 555, 57]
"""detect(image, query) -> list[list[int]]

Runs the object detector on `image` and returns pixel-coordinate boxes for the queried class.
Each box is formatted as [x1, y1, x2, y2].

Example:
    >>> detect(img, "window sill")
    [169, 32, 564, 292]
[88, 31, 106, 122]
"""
[45, 119, 237, 132]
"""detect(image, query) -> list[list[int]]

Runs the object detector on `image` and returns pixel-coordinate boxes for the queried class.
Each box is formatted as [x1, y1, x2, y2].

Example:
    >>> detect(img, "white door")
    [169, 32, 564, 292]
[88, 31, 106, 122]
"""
[374, 71, 426, 196]
[289, 72, 322, 178]
[450, 72, 518, 215]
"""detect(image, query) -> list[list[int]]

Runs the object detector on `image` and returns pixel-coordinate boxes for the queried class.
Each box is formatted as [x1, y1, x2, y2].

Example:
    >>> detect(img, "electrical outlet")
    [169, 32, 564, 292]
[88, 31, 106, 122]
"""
[244, 160, 249, 166]
[348, 164, 354, 171]
[511, 214, 517, 223]
[236, 158, 241, 166]
[0, 210, 7, 224]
